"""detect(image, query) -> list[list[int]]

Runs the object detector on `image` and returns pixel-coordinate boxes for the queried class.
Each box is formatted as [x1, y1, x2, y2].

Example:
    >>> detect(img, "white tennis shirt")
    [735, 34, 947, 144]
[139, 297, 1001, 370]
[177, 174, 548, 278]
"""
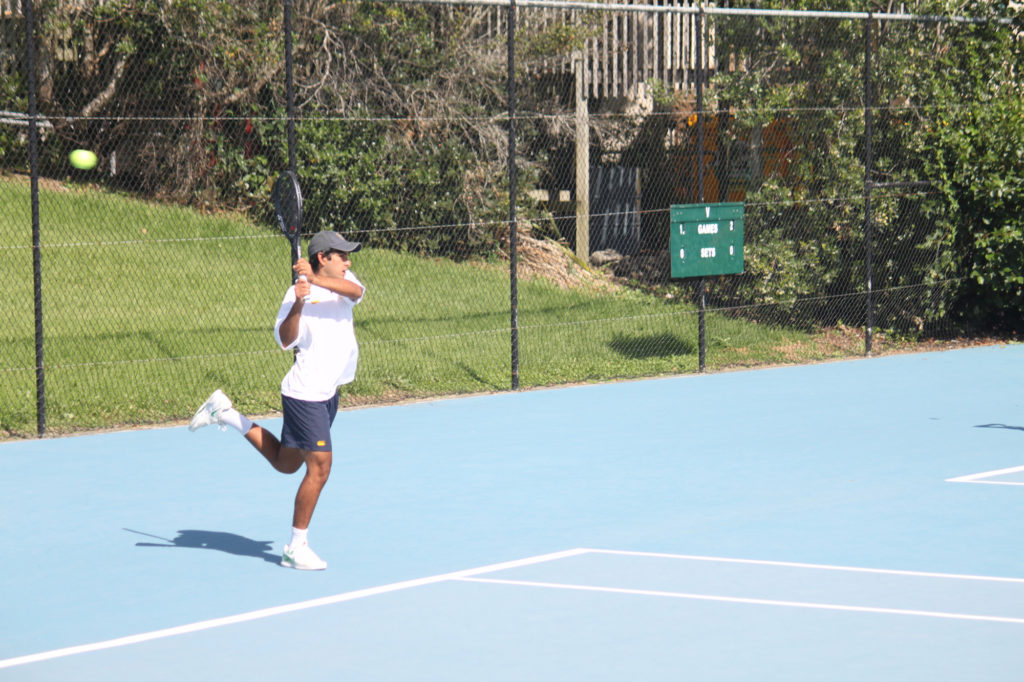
[274, 270, 365, 401]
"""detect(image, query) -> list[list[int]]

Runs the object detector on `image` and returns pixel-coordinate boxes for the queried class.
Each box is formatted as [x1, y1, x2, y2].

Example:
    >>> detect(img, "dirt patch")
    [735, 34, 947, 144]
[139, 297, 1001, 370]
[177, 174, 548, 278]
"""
[501, 223, 620, 291]
[612, 250, 672, 284]
[771, 324, 870, 361]
[2, 170, 76, 193]
[766, 325, 1011, 365]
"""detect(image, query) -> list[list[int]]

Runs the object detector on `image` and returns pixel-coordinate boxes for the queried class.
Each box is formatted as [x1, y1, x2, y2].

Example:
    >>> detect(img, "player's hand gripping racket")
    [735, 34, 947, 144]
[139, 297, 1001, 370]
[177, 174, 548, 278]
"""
[272, 170, 310, 303]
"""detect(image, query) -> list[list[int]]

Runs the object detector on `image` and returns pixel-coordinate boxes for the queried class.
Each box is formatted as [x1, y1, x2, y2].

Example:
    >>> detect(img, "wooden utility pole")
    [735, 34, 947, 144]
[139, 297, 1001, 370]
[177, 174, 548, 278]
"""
[574, 52, 590, 264]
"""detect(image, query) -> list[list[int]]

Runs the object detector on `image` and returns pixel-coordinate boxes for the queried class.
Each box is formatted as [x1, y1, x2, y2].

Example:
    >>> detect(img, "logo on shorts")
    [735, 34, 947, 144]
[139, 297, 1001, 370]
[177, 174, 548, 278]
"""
[317, 440, 326, 447]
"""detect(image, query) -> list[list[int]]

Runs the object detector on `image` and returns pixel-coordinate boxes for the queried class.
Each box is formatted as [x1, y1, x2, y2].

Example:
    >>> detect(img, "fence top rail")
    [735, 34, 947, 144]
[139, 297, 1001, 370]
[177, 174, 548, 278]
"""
[379, 0, 1017, 25]
[4, 0, 1014, 23]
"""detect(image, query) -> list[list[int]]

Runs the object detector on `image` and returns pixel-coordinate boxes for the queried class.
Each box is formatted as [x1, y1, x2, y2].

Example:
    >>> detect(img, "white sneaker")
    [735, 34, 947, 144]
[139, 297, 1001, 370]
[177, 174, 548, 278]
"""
[281, 543, 327, 570]
[189, 389, 232, 432]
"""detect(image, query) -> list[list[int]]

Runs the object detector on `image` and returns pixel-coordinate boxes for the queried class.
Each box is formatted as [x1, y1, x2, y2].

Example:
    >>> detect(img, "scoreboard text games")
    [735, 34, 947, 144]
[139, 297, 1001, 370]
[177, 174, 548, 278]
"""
[670, 203, 744, 278]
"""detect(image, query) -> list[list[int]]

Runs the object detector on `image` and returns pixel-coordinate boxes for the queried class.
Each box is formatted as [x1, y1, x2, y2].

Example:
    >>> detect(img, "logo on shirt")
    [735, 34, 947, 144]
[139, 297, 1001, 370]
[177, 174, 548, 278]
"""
[317, 440, 326, 447]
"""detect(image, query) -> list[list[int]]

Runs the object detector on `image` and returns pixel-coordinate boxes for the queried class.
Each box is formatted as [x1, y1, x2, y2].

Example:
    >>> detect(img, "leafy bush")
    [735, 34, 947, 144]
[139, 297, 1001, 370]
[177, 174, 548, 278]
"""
[928, 88, 1024, 331]
[295, 115, 501, 257]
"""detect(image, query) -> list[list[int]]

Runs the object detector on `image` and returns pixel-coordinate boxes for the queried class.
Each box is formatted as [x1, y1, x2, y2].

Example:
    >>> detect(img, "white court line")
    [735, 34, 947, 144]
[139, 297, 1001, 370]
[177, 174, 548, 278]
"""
[584, 548, 1024, 584]
[947, 464, 1024, 486]
[456, 576, 1024, 625]
[7, 547, 1020, 669]
[0, 548, 588, 671]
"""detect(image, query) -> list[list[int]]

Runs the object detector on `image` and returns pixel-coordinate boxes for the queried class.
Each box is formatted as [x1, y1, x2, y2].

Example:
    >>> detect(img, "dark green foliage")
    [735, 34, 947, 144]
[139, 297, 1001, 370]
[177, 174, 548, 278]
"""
[705, 1, 1023, 334]
[3, 0, 1021, 327]
[0, 71, 25, 168]
[295, 116, 498, 257]
[928, 88, 1024, 331]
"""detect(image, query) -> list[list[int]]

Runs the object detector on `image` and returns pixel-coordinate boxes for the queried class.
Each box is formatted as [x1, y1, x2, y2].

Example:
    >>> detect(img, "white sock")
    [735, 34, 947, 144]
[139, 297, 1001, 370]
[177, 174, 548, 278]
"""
[290, 527, 309, 548]
[218, 407, 253, 435]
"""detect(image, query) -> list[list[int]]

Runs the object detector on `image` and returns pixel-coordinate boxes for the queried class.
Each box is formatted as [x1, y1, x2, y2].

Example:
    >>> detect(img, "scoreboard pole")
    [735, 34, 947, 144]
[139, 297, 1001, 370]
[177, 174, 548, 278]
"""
[669, 202, 745, 373]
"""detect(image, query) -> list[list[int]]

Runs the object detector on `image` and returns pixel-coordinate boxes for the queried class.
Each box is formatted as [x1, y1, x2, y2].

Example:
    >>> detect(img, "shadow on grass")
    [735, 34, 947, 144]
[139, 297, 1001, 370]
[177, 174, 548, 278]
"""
[608, 333, 694, 360]
[456, 362, 505, 390]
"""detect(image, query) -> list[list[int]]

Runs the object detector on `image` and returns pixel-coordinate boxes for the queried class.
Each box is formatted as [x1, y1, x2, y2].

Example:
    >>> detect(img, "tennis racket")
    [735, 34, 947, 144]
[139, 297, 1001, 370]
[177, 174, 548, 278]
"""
[272, 170, 310, 303]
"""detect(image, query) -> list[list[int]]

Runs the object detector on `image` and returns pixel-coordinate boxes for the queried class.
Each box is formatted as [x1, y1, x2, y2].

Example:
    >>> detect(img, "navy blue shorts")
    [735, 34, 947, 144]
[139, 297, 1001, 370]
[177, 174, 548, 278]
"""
[279, 393, 339, 452]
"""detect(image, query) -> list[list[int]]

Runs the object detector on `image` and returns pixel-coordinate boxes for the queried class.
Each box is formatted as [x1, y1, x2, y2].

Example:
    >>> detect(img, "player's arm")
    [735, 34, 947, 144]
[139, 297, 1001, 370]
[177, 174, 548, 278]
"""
[275, 274, 312, 349]
[276, 298, 304, 348]
[311, 274, 363, 300]
[293, 258, 364, 300]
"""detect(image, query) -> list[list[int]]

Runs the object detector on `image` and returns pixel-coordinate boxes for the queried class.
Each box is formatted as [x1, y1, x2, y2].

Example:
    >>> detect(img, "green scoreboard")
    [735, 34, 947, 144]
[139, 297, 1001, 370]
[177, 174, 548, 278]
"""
[670, 202, 744, 278]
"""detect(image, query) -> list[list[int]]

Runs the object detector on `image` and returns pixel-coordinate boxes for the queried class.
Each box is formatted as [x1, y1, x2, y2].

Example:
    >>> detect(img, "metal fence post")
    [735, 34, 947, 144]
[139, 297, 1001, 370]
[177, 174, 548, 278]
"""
[284, 0, 297, 177]
[508, 0, 519, 390]
[696, 4, 707, 372]
[863, 13, 874, 355]
[23, 0, 45, 436]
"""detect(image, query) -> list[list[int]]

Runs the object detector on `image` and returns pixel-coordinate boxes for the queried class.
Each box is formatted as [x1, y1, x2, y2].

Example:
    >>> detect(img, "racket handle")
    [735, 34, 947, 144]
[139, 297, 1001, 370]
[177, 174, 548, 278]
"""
[298, 274, 311, 303]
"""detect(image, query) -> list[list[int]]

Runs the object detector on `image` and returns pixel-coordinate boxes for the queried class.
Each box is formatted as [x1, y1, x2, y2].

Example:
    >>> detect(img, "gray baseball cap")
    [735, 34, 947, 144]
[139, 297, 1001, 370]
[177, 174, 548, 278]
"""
[308, 230, 362, 258]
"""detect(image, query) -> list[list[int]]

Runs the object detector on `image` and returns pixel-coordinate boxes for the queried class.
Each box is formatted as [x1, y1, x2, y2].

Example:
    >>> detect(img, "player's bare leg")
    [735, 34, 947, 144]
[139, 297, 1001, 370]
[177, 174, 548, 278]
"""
[280, 449, 332, 570]
[293, 450, 332, 529]
[244, 425, 304, 474]
[190, 392, 304, 474]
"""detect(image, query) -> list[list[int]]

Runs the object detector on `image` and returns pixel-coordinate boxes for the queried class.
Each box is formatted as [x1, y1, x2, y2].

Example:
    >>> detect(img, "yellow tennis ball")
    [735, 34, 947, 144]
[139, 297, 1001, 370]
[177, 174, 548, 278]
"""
[69, 149, 98, 170]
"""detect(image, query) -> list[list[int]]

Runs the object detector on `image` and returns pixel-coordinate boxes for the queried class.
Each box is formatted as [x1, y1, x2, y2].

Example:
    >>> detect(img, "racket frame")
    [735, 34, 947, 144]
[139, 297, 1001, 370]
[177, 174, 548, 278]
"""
[272, 171, 309, 302]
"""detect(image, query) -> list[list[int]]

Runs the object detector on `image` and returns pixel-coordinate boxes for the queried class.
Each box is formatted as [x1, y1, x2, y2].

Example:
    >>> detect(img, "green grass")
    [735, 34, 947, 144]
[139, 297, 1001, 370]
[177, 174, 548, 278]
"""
[1, 175, 835, 437]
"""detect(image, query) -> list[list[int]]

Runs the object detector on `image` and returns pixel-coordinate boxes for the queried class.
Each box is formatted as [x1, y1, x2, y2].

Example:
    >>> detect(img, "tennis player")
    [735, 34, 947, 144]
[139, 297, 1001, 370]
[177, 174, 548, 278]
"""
[189, 230, 365, 571]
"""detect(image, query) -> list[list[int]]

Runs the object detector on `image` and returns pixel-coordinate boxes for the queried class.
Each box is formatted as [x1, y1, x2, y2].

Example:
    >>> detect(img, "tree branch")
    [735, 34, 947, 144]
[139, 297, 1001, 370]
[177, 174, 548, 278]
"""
[80, 56, 127, 119]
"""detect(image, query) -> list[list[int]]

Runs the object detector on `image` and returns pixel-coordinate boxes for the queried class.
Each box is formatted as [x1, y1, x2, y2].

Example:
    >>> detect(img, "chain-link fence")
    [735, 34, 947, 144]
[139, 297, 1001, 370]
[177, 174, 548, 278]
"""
[2, 0, 1021, 437]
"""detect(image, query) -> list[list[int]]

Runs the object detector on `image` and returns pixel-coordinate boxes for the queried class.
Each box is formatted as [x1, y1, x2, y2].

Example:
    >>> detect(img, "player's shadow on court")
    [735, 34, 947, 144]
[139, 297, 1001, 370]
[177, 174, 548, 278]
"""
[976, 423, 1024, 432]
[125, 528, 281, 565]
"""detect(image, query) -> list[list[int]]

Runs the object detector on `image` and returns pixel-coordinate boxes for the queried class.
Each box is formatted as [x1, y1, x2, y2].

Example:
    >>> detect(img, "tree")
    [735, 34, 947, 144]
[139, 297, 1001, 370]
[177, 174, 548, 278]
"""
[912, 3, 1024, 332]
[2, 0, 282, 200]
[701, 0, 1023, 333]
[4, 0, 586, 256]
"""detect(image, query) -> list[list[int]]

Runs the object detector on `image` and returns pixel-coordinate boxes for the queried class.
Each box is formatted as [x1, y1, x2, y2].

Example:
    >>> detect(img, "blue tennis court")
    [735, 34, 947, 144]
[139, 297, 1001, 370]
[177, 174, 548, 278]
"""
[2, 345, 1023, 680]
